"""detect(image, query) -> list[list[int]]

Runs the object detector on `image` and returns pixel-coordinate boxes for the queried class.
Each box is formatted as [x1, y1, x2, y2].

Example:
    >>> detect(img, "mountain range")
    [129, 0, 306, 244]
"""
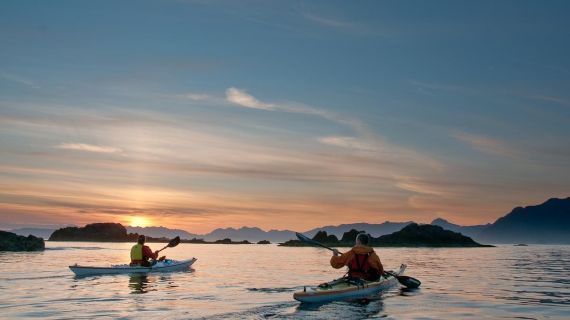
[7, 197, 569, 244]
[8, 228, 57, 240]
[126, 226, 200, 240]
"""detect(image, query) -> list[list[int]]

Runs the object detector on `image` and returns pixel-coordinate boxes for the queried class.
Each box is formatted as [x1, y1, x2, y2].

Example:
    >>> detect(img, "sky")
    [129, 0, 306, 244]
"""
[1, 0, 570, 233]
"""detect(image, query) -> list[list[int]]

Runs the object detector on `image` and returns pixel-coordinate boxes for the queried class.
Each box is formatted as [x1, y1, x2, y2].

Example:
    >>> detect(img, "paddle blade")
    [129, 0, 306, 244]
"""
[168, 236, 181, 248]
[397, 275, 421, 288]
[296, 232, 312, 243]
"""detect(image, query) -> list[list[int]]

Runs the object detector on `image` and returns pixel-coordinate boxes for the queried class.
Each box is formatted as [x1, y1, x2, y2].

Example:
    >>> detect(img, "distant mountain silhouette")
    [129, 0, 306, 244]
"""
[197, 223, 412, 242]
[203, 227, 295, 242]
[126, 226, 199, 240]
[9, 228, 55, 240]
[478, 197, 570, 243]
[430, 218, 489, 239]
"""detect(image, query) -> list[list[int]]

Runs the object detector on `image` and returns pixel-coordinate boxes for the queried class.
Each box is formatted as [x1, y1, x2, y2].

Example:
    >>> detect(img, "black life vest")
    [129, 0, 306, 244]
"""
[348, 253, 380, 281]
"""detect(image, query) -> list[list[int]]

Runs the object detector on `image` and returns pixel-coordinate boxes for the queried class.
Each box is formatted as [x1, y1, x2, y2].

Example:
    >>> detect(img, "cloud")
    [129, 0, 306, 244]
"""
[226, 87, 275, 110]
[395, 177, 451, 197]
[318, 136, 374, 151]
[0, 71, 39, 88]
[452, 131, 515, 158]
[56, 143, 122, 154]
[529, 95, 570, 107]
[409, 80, 474, 96]
[177, 93, 213, 101]
[224, 87, 373, 139]
[301, 11, 354, 29]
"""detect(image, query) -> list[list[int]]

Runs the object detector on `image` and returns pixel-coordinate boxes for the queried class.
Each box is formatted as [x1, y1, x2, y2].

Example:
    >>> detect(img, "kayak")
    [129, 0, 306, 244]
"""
[69, 258, 197, 276]
[293, 264, 407, 303]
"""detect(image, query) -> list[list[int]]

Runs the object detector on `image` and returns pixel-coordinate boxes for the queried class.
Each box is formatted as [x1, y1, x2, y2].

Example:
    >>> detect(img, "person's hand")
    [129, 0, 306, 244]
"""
[158, 256, 166, 262]
[154, 250, 159, 256]
[332, 249, 340, 256]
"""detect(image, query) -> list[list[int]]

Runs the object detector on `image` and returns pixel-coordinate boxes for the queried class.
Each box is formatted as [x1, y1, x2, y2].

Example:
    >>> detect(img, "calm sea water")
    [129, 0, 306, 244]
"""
[0, 242, 568, 319]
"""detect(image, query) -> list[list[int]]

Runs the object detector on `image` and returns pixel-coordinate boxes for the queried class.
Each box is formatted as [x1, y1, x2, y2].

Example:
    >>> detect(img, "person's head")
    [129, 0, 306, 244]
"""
[356, 233, 370, 246]
[137, 235, 146, 245]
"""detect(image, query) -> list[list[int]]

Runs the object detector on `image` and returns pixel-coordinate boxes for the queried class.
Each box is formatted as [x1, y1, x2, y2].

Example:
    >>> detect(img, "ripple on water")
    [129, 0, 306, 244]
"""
[246, 287, 301, 293]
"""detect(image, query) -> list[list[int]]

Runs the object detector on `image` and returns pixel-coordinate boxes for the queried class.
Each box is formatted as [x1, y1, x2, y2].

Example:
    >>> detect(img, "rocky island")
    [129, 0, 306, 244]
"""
[280, 223, 493, 247]
[49, 223, 136, 242]
[0, 231, 45, 251]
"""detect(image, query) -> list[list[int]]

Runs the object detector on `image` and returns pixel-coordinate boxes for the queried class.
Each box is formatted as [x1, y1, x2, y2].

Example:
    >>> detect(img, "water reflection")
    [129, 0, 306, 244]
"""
[296, 298, 385, 318]
[128, 274, 152, 294]
[128, 274, 181, 294]
[400, 287, 422, 297]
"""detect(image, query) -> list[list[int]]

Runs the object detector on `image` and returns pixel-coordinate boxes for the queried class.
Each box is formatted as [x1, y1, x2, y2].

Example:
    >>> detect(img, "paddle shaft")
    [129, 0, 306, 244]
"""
[296, 232, 343, 254]
[156, 236, 181, 254]
[311, 241, 342, 254]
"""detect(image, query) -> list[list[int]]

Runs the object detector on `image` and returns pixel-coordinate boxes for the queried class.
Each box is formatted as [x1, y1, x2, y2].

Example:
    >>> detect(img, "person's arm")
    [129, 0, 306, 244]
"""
[143, 246, 158, 260]
[330, 249, 353, 269]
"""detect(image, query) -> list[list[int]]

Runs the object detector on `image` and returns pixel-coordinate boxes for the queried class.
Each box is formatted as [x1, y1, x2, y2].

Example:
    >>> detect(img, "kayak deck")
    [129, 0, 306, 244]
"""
[293, 264, 406, 303]
[69, 258, 197, 276]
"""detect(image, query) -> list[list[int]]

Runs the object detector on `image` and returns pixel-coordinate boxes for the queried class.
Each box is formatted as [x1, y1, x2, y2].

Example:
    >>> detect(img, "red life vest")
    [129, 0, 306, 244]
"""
[348, 253, 380, 281]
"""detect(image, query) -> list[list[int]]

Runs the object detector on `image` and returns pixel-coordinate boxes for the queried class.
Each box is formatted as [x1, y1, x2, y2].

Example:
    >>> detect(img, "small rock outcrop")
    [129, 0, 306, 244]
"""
[213, 238, 252, 244]
[340, 229, 365, 243]
[0, 231, 45, 251]
[313, 231, 339, 243]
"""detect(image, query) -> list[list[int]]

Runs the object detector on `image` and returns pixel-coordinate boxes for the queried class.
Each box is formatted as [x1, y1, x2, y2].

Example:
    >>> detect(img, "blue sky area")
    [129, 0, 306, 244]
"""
[1, 0, 569, 232]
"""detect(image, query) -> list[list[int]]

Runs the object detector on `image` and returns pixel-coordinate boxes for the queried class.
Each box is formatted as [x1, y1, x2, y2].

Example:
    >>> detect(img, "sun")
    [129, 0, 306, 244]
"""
[129, 216, 152, 227]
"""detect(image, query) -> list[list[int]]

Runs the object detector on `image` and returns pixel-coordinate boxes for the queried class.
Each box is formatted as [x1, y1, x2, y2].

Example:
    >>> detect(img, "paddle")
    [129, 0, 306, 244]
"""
[384, 271, 421, 288]
[295, 232, 339, 253]
[295, 232, 421, 288]
[156, 236, 181, 254]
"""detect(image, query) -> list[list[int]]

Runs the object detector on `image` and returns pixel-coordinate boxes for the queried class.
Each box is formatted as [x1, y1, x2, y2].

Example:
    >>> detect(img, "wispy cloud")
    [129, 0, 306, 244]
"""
[318, 136, 374, 151]
[395, 177, 452, 197]
[301, 11, 354, 29]
[177, 93, 213, 101]
[225, 87, 275, 110]
[56, 143, 122, 154]
[224, 87, 370, 135]
[452, 131, 514, 158]
[409, 80, 474, 96]
[0, 71, 39, 88]
[529, 95, 570, 107]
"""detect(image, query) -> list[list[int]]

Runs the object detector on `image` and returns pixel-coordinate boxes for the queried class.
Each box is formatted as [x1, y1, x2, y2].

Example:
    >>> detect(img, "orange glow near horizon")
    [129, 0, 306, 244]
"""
[128, 216, 153, 227]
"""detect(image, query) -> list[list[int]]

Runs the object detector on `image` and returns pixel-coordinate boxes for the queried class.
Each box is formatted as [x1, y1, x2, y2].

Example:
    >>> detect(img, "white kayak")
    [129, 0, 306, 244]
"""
[69, 258, 197, 276]
[293, 264, 406, 303]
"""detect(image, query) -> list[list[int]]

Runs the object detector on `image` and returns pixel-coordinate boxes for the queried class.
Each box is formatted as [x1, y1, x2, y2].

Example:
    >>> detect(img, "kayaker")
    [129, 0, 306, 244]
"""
[130, 235, 165, 266]
[330, 233, 383, 281]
